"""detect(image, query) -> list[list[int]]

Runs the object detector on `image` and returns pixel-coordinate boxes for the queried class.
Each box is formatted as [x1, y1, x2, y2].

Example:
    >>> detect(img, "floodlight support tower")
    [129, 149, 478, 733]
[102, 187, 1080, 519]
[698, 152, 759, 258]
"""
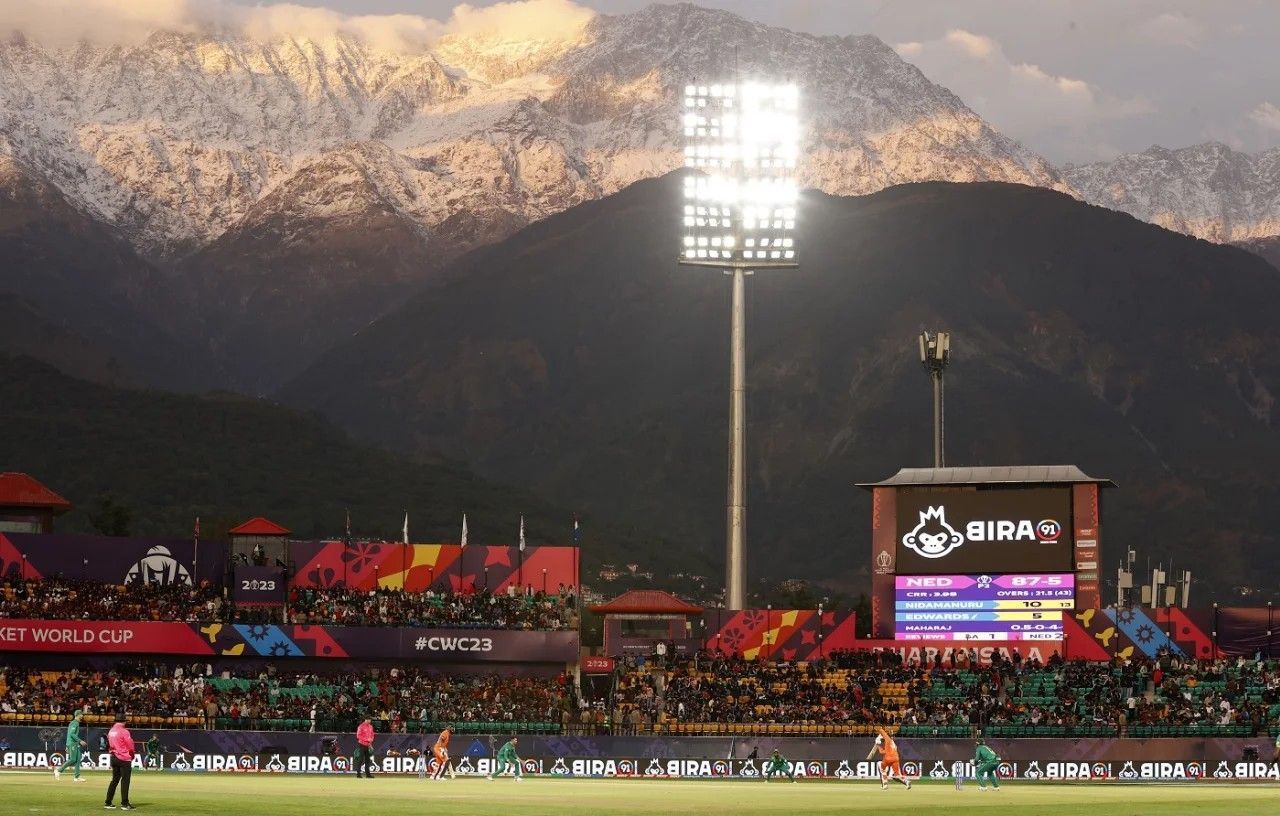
[918, 331, 951, 468]
[680, 82, 799, 610]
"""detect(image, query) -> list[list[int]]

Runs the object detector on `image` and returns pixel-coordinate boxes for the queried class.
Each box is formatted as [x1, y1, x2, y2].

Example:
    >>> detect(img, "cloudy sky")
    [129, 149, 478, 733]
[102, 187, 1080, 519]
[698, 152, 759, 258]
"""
[322, 0, 1280, 164]
[10, 1, 1279, 164]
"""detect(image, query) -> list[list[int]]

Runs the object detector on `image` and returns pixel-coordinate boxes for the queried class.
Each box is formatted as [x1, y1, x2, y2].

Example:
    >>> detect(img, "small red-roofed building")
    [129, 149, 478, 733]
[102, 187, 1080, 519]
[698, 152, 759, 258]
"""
[0, 472, 72, 534]
[590, 589, 704, 659]
[229, 516, 291, 568]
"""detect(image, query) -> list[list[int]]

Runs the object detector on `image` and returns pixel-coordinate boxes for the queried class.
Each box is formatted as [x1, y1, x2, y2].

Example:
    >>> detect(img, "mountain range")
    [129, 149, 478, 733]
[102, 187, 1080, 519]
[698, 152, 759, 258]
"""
[1065, 142, 1280, 244]
[5, 4, 1278, 395]
[281, 173, 1280, 595]
[0, 2, 1073, 391]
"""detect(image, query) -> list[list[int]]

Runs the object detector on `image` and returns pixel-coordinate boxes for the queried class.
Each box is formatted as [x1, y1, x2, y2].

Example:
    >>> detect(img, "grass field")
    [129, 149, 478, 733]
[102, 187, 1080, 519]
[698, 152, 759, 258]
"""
[4, 772, 1280, 816]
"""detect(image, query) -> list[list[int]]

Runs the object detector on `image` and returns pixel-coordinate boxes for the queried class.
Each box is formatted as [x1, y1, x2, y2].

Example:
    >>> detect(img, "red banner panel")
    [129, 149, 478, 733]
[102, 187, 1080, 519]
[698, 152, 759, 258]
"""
[701, 609, 856, 661]
[869, 487, 896, 639]
[840, 639, 1064, 667]
[290, 542, 578, 594]
[0, 620, 577, 663]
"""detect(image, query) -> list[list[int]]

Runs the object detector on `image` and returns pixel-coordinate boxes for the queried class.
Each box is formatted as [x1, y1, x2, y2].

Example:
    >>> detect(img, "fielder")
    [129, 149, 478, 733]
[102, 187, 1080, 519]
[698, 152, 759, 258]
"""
[487, 737, 523, 781]
[974, 738, 1001, 791]
[53, 710, 87, 782]
[764, 749, 796, 783]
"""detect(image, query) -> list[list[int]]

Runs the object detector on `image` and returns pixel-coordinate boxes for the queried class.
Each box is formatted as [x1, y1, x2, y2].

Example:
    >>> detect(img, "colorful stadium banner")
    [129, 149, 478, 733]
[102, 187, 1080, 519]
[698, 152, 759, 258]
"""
[0, 620, 577, 662]
[0, 533, 227, 586]
[289, 541, 578, 594]
[0, 534, 580, 596]
[701, 609, 857, 661]
[1059, 606, 1218, 661]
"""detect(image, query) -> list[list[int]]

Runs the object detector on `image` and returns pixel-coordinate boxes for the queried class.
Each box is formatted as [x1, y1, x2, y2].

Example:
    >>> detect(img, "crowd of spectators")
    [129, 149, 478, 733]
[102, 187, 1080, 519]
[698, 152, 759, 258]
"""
[6, 651, 1280, 737]
[0, 577, 578, 631]
[0, 663, 572, 733]
[0, 578, 223, 622]
[283, 586, 577, 630]
[632, 649, 1280, 736]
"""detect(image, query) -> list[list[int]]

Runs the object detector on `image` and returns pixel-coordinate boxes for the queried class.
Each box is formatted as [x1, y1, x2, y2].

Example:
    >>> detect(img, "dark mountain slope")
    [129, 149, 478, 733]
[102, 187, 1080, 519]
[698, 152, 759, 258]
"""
[0, 158, 217, 390]
[0, 354, 669, 574]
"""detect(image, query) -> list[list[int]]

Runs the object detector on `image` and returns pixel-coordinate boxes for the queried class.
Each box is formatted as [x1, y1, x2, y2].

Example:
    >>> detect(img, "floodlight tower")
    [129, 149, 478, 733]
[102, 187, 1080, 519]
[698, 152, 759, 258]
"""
[918, 331, 951, 468]
[680, 82, 800, 610]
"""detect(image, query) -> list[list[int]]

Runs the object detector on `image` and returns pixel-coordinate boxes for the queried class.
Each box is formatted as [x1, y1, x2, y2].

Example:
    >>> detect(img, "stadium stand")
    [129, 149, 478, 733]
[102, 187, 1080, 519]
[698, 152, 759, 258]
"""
[0, 578, 223, 622]
[616, 651, 1280, 738]
[284, 586, 577, 630]
[4, 652, 1279, 738]
[0, 578, 575, 631]
[0, 664, 571, 734]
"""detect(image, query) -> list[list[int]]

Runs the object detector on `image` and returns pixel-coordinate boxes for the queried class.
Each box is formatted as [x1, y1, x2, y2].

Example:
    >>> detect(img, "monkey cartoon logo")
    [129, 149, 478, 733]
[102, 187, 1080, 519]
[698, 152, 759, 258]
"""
[901, 506, 964, 559]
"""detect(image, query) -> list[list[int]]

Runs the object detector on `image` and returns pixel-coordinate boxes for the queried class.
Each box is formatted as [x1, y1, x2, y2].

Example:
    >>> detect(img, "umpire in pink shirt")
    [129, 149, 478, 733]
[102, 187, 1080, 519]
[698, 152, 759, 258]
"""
[355, 717, 376, 778]
[105, 713, 135, 810]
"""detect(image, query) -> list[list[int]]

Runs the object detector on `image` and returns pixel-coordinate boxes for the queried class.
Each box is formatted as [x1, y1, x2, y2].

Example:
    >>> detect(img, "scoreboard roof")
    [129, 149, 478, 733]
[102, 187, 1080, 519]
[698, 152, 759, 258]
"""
[857, 465, 1115, 490]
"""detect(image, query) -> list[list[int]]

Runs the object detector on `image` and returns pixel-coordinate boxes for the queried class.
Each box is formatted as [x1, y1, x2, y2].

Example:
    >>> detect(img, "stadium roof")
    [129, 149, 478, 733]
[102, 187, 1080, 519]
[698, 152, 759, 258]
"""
[228, 517, 291, 536]
[857, 465, 1115, 490]
[0, 473, 72, 512]
[589, 589, 704, 616]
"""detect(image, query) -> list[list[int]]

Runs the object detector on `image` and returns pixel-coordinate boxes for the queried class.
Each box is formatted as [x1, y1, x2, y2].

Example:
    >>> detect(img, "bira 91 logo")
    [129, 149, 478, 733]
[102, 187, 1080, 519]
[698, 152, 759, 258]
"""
[902, 507, 1065, 559]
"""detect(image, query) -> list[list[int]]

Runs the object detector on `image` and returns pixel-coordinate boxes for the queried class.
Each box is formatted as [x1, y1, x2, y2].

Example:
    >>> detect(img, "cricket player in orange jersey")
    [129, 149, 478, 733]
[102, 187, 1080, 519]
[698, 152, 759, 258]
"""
[866, 727, 911, 790]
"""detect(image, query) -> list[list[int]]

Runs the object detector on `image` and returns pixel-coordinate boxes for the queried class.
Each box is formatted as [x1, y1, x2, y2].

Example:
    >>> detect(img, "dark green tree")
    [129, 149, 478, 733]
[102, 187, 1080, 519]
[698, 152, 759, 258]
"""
[88, 494, 132, 536]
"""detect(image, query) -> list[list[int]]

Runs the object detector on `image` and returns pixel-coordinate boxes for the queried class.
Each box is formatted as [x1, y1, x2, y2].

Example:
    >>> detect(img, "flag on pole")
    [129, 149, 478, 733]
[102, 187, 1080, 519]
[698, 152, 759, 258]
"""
[194, 516, 200, 540]
[460, 514, 469, 548]
[518, 515, 526, 552]
[345, 508, 352, 542]
[402, 511, 409, 544]
[573, 515, 581, 545]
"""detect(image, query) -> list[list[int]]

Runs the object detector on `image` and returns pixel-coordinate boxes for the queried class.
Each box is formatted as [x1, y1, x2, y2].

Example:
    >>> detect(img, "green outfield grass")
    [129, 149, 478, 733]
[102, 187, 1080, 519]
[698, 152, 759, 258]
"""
[3, 772, 1278, 816]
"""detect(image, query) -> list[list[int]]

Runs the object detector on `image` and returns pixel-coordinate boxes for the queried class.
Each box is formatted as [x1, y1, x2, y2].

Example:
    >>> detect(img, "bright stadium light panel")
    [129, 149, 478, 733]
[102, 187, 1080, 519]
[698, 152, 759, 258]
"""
[680, 82, 799, 268]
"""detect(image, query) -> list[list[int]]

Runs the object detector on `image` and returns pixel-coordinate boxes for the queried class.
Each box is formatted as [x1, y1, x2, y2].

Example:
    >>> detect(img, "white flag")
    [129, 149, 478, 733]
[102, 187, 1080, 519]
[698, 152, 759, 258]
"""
[402, 511, 409, 544]
[519, 515, 526, 552]
[460, 514, 469, 549]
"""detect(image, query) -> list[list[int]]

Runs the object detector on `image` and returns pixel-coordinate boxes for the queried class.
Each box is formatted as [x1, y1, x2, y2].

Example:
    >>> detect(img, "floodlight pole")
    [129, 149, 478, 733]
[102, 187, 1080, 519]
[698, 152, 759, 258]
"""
[919, 331, 951, 468]
[681, 81, 799, 613]
[726, 266, 748, 610]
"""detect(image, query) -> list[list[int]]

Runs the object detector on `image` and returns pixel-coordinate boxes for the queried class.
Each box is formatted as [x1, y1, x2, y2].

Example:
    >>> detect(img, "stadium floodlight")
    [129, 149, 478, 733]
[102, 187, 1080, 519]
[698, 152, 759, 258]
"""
[918, 331, 951, 468]
[680, 81, 800, 611]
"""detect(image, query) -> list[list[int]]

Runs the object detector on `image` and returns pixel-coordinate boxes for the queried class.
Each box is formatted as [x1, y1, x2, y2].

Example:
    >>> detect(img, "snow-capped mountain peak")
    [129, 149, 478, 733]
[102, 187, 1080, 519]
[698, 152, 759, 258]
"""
[0, 2, 1064, 262]
[1064, 141, 1280, 243]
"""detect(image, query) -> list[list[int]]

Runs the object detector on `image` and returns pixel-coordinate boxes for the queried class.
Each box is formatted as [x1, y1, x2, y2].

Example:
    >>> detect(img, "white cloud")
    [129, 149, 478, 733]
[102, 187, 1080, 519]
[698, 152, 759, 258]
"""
[895, 28, 1152, 160]
[944, 29, 996, 60]
[447, 0, 595, 40]
[1138, 12, 1202, 48]
[1248, 102, 1280, 133]
[0, 0, 594, 51]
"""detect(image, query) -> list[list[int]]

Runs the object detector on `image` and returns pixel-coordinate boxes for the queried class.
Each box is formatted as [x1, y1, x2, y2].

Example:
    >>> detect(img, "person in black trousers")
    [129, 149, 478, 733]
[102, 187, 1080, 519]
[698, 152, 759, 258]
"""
[105, 713, 136, 810]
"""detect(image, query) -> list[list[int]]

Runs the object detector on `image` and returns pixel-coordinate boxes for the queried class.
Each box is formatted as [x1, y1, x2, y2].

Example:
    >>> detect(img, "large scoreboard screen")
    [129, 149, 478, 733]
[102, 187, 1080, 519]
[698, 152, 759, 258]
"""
[894, 573, 1073, 641]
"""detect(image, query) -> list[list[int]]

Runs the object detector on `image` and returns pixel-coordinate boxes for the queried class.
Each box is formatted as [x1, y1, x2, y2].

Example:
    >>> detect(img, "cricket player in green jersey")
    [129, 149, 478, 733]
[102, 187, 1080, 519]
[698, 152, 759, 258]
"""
[974, 738, 1001, 791]
[487, 737, 523, 781]
[54, 710, 87, 781]
[144, 735, 162, 769]
[764, 749, 796, 783]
